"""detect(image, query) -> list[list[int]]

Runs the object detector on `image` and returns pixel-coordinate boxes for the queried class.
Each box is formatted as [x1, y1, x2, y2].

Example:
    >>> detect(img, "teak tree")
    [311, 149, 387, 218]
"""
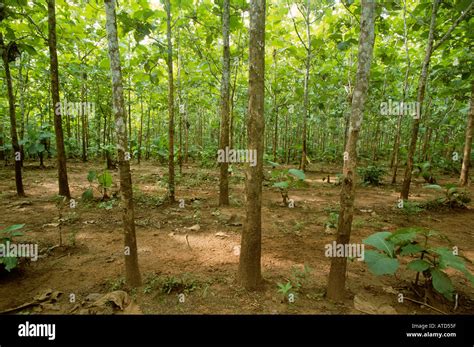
[327, 0, 375, 301]
[47, 0, 71, 198]
[219, 0, 231, 206]
[104, 0, 141, 287]
[1, 33, 25, 197]
[460, 81, 474, 186]
[166, 0, 176, 203]
[238, 0, 266, 290]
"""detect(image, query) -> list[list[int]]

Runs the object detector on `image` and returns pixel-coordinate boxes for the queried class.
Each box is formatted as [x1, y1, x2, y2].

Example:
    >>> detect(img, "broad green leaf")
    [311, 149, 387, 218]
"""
[3, 257, 18, 272]
[268, 160, 280, 167]
[288, 169, 305, 181]
[273, 181, 289, 189]
[87, 170, 97, 183]
[387, 227, 421, 245]
[400, 243, 424, 256]
[98, 170, 112, 189]
[2, 224, 25, 233]
[363, 232, 395, 257]
[82, 188, 94, 201]
[364, 250, 399, 275]
[431, 268, 454, 301]
[407, 259, 430, 272]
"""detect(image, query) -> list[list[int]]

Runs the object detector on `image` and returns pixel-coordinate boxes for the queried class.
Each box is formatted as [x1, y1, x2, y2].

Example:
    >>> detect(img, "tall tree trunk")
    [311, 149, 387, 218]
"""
[401, 0, 440, 199]
[219, 0, 231, 206]
[272, 49, 278, 162]
[145, 96, 151, 160]
[177, 32, 183, 175]
[238, 0, 265, 290]
[166, 0, 175, 203]
[460, 81, 474, 186]
[327, 0, 375, 301]
[104, 0, 141, 287]
[138, 96, 143, 164]
[391, 1, 410, 185]
[81, 71, 87, 162]
[1, 33, 25, 196]
[300, 0, 311, 172]
[47, 0, 70, 198]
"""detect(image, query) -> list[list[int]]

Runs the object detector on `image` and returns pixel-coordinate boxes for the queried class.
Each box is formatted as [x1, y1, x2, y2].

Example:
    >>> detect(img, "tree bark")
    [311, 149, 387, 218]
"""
[327, 0, 375, 301]
[401, 0, 440, 200]
[166, 0, 175, 203]
[238, 0, 265, 290]
[104, 0, 141, 287]
[219, 0, 231, 206]
[47, 0, 71, 198]
[1, 33, 25, 196]
[460, 81, 474, 186]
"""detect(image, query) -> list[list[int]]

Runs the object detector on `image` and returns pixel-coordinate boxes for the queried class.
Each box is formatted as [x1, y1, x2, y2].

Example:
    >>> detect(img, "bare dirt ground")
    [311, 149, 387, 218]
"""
[0, 160, 473, 315]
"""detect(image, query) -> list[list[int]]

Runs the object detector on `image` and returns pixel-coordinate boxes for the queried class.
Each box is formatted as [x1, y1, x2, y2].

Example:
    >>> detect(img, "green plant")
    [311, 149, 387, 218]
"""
[357, 165, 386, 185]
[270, 165, 306, 205]
[399, 200, 424, 215]
[413, 162, 436, 184]
[424, 184, 471, 209]
[363, 228, 474, 302]
[276, 281, 293, 302]
[290, 264, 312, 291]
[161, 275, 199, 294]
[98, 170, 113, 200]
[324, 212, 339, 231]
[98, 199, 117, 210]
[0, 224, 25, 272]
[107, 277, 126, 291]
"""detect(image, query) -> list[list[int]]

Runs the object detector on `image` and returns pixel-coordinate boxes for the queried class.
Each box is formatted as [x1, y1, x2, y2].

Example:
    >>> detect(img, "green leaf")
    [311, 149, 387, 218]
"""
[431, 247, 474, 284]
[98, 170, 112, 188]
[2, 257, 18, 272]
[268, 160, 280, 167]
[431, 268, 454, 301]
[82, 188, 94, 201]
[288, 169, 305, 181]
[273, 181, 289, 189]
[363, 232, 395, 257]
[364, 250, 399, 275]
[407, 259, 430, 272]
[2, 224, 25, 233]
[87, 170, 97, 183]
[400, 243, 424, 256]
[388, 227, 421, 245]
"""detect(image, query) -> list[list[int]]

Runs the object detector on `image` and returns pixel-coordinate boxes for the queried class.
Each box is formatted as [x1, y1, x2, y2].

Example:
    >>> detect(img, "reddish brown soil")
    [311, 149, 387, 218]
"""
[0, 160, 473, 315]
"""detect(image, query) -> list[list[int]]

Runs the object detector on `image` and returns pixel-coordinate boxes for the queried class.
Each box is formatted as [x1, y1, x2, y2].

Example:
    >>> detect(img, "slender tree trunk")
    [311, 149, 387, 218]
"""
[238, 0, 265, 290]
[300, 0, 311, 171]
[138, 96, 143, 164]
[460, 81, 474, 186]
[104, 0, 141, 287]
[145, 96, 151, 160]
[19, 53, 26, 167]
[81, 71, 87, 162]
[1, 33, 25, 196]
[47, 0, 70, 198]
[272, 49, 278, 162]
[327, 0, 375, 301]
[391, 2, 409, 185]
[177, 32, 183, 175]
[219, 0, 231, 206]
[166, 0, 175, 203]
[401, 0, 440, 200]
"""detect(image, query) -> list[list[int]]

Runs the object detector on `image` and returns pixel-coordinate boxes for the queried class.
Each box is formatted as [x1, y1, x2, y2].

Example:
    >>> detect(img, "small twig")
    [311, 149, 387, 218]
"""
[185, 234, 192, 249]
[404, 297, 446, 315]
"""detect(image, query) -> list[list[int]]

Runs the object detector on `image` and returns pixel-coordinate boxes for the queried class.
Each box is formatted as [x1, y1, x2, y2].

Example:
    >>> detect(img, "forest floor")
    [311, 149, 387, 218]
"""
[0, 160, 473, 315]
